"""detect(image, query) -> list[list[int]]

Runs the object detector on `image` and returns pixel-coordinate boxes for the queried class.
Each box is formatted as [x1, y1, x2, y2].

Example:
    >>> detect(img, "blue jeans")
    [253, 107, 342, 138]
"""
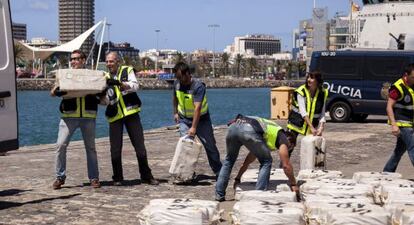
[55, 118, 99, 180]
[384, 127, 414, 172]
[179, 117, 222, 175]
[215, 122, 273, 200]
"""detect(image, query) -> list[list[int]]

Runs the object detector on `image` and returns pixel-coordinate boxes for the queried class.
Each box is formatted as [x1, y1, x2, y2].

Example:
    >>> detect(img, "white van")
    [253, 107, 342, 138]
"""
[0, 0, 18, 152]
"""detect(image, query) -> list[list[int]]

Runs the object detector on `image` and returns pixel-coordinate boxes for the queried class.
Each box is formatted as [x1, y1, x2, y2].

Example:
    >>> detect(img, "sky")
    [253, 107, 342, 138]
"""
[10, 0, 363, 52]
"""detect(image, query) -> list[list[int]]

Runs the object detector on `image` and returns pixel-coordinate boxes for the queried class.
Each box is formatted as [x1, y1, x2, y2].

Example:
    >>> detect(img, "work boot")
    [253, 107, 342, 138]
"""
[90, 179, 101, 188]
[113, 180, 123, 186]
[142, 177, 159, 185]
[52, 178, 65, 190]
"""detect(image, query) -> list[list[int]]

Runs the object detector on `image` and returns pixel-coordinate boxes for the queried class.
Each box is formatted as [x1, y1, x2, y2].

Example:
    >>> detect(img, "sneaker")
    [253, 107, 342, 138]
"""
[90, 179, 101, 188]
[52, 178, 65, 190]
[215, 196, 225, 202]
[142, 178, 159, 185]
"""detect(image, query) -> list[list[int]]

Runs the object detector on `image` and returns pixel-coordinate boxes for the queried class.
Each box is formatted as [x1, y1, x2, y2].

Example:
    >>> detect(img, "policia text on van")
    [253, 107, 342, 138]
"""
[310, 49, 414, 122]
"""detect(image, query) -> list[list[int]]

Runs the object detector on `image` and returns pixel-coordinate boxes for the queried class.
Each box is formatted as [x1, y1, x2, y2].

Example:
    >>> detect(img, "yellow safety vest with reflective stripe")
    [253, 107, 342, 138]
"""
[61, 96, 97, 119]
[175, 80, 208, 118]
[390, 78, 414, 127]
[249, 116, 282, 151]
[105, 66, 141, 123]
[287, 84, 328, 135]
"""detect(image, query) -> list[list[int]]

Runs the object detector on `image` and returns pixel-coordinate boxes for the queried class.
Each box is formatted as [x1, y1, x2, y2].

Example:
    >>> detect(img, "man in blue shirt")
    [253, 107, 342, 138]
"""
[172, 62, 222, 178]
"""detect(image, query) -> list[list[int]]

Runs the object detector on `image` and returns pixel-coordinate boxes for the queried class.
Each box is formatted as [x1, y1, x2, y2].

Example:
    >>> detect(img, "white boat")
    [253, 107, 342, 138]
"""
[355, 0, 414, 49]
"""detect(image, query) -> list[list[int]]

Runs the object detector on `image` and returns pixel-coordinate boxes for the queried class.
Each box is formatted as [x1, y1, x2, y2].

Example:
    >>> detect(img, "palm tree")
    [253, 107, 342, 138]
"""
[173, 52, 185, 64]
[123, 55, 132, 66]
[235, 54, 243, 78]
[57, 54, 69, 69]
[141, 57, 154, 70]
[245, 57, 257, 78]
[220, 53, 230, 76]
[131, 55, 142, 72]
[14, 43, 25, 64]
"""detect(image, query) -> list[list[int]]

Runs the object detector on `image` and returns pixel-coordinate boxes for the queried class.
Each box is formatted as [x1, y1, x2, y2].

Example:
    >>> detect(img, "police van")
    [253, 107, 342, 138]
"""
[0, 0, 18, 152]
[309, 49, 414, 122]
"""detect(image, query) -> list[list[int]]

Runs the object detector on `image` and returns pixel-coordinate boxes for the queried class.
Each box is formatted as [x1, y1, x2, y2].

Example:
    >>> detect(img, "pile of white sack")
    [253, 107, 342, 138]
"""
[231, 169, 414, 225]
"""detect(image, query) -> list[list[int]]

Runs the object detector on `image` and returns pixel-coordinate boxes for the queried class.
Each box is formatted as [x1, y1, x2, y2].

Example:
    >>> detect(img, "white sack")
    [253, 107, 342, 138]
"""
[322, 203, 390, 225]
[235, 190, 297, 203]
[138, 198, 221, 225]
[169, 136, 203, 182]
[384, 204, 414, 225]
[231, 201, 305, 225]
[297, 169, 343, 180]
[240, 168, 288, 182]
[353, 171, 402, 183]
[300, 135, 326, 170]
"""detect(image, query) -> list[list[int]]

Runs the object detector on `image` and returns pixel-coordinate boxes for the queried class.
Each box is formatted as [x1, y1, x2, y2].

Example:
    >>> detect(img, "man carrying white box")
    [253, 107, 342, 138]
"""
[50, 50, 102, 189]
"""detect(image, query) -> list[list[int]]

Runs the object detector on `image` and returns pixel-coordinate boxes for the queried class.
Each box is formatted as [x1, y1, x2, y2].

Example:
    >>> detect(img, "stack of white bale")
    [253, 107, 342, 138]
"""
[232, 168, 305, 224]
[300, 171, 391, 225]
[138, 198, 222, 225]
[57, 69, 106, 98]
[371, 176, 414, 225]
[351, 171, 414, 225]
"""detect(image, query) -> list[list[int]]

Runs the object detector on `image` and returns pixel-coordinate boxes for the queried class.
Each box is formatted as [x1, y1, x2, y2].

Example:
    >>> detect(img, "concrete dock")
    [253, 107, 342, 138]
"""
[0, 117, 413, 224]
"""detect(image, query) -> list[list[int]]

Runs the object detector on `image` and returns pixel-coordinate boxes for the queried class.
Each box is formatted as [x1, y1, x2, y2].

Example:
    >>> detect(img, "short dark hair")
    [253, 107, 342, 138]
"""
[306, 71, 324, 89]
[173, 62, 190, 75]
[71, 49, 86, 59]
[284, 130, 297, 146]
[404, 63, 414, 76]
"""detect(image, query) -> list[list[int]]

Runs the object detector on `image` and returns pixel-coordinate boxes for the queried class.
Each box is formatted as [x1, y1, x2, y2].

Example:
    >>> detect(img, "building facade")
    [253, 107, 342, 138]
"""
[94, 42, 140, 63]
[235, 35, 281, 56]
[12, 23, 27, 41]
[226, 34, 281, 57]
[58, 0, 95, 53]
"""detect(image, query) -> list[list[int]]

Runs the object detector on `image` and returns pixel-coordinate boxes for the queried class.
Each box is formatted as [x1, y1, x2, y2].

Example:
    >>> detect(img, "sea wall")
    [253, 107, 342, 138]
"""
[16, 78, 303, 90]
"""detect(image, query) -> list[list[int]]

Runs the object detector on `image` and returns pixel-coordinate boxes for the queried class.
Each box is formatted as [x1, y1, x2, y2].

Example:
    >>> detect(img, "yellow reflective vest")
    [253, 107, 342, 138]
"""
[175, 80, 208, 118]
[287, 84, 328, 135]
[60, 95, 98, 119]
[105, 66, 141, 123]
[390, 78, 414, 127]
[241, 115, 283, 151]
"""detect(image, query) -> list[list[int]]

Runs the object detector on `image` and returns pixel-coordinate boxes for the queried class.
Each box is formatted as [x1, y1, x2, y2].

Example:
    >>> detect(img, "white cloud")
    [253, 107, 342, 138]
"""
[28, 0, 50, 11]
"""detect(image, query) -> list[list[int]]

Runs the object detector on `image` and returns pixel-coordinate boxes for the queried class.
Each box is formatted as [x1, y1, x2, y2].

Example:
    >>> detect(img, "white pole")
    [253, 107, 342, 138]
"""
[96, 18, 107, 70]
[313, 0, 316, 8]
[155, 29, 160, 72]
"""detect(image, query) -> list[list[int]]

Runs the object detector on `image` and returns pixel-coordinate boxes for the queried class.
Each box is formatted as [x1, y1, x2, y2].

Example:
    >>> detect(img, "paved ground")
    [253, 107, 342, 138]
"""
[0, 116, 413, 224]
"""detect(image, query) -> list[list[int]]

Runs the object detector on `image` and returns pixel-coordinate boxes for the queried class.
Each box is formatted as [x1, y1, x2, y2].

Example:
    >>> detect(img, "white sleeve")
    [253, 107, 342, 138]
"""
[319, 101, 326, 123]
[124, 70, 139, 93]
[297, 94, 308, 118]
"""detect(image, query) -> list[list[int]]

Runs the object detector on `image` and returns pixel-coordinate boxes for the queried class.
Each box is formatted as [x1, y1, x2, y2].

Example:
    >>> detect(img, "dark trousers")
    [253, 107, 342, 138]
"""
[109, 113, 153, 181]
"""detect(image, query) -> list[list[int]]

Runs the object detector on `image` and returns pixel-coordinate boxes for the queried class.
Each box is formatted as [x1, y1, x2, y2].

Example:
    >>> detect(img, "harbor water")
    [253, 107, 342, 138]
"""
[18, 88, 270, 146]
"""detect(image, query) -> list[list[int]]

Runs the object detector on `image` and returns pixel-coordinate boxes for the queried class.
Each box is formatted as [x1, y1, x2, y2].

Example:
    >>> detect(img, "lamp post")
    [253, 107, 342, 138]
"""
[155, 29, 160, 72]
[208, 24, 220, 77]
